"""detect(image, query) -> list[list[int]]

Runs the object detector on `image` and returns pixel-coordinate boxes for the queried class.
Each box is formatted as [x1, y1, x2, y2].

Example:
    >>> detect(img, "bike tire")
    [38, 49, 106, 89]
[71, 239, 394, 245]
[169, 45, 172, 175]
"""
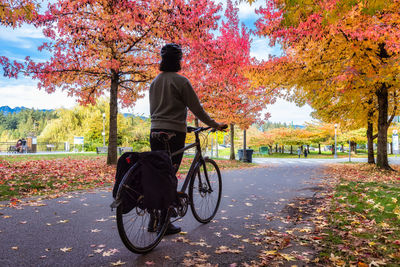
[116, 183, 170, 254]
[189, 158, 222, 223]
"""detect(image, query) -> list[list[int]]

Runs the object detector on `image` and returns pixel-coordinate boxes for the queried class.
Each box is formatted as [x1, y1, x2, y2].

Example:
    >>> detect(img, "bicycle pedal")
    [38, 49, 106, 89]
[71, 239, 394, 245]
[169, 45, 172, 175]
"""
[110, 200, 121, 211]
[177, 191, 188, 198]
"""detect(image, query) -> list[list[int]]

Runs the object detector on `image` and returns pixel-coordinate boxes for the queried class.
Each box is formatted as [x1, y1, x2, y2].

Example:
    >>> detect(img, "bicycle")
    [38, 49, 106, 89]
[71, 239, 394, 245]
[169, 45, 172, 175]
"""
[111, 126, 223, 253]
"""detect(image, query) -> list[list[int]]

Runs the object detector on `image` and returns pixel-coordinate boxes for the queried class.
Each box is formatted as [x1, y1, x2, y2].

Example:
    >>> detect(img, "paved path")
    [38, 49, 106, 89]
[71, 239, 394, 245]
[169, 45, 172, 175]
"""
[253, 156, 400, 165]
[1, 164, 326, 266]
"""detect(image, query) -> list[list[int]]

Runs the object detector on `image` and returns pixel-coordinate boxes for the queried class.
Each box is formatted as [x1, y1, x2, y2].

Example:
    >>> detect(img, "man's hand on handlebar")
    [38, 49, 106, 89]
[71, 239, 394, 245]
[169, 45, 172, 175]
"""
[216, 123, 228, 131]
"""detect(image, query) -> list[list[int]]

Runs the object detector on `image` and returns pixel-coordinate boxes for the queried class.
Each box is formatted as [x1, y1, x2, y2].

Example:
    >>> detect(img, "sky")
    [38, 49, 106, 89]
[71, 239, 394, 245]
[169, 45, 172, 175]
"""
[0, 0, 314, 125]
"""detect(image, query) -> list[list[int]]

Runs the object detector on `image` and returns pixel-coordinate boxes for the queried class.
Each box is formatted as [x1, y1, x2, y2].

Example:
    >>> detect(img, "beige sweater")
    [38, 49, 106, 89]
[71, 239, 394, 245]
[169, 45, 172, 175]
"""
[149, 72, 219, 133]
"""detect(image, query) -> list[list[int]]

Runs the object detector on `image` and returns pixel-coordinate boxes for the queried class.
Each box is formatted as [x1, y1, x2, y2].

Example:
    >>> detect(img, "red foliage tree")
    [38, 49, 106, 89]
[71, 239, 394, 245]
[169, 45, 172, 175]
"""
[186, 0, 273, 160]
[3, 0, 221, 164]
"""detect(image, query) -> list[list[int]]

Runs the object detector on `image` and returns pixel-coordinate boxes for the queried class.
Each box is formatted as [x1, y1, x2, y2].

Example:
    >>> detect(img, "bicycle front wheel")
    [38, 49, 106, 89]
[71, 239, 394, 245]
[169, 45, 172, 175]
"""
[116, 190, 170, 254]
[189, 158, 222, 223]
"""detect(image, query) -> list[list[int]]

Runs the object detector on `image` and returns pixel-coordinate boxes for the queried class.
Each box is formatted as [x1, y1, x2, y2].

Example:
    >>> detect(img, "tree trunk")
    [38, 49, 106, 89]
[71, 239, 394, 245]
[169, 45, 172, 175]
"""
[290, 145, 293, 154]
[107, 72, 119, 165]
[318, 144, 321, 154]
[331, 144, 334, 155]
[367, 119, 375, 164]
[306, 144, 309, 153]
[275, 144, 278, 153]
[390, 142, 393, 155]
[268, 145, 272, 155]
[354, 143, 357, 154]
[243, 129, 247, 162]
[195, 118, 199, 127]
[229, 123, 235, 160]
[376, 83, 390, 169]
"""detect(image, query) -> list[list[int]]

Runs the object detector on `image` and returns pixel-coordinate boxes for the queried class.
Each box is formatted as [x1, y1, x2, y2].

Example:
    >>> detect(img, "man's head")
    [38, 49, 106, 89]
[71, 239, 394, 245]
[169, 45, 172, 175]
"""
[159, 43, 182, 72]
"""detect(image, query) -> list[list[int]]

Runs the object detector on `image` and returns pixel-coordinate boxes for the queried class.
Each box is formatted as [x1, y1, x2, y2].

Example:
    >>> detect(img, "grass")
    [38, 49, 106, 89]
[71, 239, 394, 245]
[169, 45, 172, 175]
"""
[252, 151, 368, 158]
[318, 170, 400, 265]
[0, 152, 101, 162]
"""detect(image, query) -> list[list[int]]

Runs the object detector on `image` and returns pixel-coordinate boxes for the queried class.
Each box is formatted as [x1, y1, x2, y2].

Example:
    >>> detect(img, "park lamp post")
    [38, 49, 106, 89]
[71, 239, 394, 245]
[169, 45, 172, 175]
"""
[102, 113, 106, 147]
[349, 139, 351, 162]
[334, 124, 338, 159]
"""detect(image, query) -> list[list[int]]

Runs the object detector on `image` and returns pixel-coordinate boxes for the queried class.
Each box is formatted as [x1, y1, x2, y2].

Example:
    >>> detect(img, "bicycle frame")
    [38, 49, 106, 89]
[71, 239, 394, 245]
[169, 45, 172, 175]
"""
[171, 128, 212, 194]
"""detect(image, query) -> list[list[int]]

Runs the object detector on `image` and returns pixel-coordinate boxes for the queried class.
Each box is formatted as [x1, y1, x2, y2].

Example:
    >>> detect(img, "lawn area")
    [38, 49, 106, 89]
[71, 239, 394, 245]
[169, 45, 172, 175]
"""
[216, 147, 370, 159]
[316, 164, 400, 266]
[0, 152, 101, 162]
[253, 151, 369, 158]
[0, 153, 255, 203]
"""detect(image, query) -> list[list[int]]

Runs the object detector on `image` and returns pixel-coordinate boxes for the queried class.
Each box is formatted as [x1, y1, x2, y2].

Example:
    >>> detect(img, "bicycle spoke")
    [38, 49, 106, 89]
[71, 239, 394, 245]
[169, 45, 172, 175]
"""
[189, 159, 222, 223]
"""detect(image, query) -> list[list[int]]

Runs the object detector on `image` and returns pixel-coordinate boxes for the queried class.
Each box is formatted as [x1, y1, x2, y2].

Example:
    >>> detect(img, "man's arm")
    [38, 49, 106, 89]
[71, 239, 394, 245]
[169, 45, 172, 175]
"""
[181, 80, 220, 128]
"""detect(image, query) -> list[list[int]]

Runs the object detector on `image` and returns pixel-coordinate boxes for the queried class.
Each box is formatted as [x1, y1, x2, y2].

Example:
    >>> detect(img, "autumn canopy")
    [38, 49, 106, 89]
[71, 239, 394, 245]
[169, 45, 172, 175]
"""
[1, 0, 400, 168]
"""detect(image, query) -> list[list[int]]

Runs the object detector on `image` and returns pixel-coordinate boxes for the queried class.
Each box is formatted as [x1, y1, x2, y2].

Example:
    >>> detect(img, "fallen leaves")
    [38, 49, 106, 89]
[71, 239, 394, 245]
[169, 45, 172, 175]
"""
[60, 247, 72, 252]
[215, 245, 242, 254]
[317, 164, 400, 266]
[0, 157, 115, 202]
[181, 250, 214, 266]
[110, 260, 126, 266]
[102, 248, 119, 257]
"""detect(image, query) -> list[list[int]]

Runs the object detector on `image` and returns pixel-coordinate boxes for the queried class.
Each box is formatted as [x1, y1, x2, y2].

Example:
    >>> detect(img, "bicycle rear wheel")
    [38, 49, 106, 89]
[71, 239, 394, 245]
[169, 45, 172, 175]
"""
[189, 158, 222, 223]
[116, 187, 170, 253]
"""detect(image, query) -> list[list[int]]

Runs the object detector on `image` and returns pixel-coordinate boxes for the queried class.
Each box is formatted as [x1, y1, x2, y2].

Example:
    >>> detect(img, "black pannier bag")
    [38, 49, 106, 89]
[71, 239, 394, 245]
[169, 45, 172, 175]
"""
[113, 152, 141, 214]
[139, 151, 177, 210]
[112, 151, 177, 212]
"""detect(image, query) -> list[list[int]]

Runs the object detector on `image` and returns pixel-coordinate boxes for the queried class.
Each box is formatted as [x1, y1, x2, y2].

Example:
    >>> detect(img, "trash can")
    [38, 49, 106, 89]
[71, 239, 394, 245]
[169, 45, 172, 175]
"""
[238, 149, 254, 163]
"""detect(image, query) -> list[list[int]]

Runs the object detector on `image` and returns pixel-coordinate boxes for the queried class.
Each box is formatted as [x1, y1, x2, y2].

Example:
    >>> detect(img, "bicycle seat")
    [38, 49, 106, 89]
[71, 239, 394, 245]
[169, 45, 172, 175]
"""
[151, 131, 176, 141]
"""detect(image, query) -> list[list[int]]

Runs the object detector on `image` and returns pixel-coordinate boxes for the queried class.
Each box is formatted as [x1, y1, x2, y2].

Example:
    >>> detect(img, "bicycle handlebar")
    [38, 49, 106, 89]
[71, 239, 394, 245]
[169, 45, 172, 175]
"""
[187, 125, 228, 133]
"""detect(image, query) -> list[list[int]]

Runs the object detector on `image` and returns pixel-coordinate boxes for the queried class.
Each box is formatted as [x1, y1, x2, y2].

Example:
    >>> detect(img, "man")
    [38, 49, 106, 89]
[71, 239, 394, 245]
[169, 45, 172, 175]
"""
[149, 43, 226, 235]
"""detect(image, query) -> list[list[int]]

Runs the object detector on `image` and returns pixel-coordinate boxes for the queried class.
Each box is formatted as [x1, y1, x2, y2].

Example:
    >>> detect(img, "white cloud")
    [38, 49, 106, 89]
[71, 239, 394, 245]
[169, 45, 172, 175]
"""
[0, 24, 44, 42]
[121, 92, 150, 116]
[250, 37, 274, 60]
[0, 83, 77, 110]
[265, 98, 314, 124]
[238, 0, 264, 20]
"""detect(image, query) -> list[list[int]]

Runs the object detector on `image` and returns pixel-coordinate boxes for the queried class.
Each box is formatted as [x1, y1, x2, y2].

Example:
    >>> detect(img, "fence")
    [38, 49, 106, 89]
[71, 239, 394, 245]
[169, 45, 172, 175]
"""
[0, 142, 67, 153]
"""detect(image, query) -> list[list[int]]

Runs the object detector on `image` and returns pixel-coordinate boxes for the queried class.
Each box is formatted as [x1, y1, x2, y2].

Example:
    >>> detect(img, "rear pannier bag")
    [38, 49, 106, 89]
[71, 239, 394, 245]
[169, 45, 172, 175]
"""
[112, 151, 177, 212]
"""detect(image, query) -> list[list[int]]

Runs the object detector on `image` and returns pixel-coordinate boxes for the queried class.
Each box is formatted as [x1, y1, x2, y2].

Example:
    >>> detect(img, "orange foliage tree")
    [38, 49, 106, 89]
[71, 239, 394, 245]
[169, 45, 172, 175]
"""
[249, 0, 400, 169]
[0, 0, 37, 26]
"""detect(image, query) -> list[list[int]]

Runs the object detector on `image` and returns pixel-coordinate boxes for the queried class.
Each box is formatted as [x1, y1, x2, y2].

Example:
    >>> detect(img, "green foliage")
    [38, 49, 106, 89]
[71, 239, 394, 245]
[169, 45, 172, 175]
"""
[258, 121, 290, 132]
[38, 99, 151, 151]
[0, 108, 58, 141]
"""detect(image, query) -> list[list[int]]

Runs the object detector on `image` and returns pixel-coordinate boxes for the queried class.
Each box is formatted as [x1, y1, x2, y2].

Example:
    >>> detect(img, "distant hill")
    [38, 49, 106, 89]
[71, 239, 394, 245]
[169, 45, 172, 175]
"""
[122, 113, 148, 120]
[0, 106, 27, 114]
[0, 106, 54, 115]
[0, 106, 148, 119]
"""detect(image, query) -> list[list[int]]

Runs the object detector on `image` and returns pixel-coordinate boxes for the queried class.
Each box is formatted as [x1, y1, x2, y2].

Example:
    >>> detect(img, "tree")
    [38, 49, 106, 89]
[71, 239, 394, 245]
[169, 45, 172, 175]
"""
[0, 0, 37, 26]
[251, 0, 400, 169]
[191, 0, 272, 160]
[4, 0, 221, 164]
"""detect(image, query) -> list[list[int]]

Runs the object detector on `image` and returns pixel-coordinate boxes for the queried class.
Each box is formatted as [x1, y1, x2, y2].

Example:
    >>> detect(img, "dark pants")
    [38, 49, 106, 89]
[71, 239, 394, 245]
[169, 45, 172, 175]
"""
[150, 129, 186, 173]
